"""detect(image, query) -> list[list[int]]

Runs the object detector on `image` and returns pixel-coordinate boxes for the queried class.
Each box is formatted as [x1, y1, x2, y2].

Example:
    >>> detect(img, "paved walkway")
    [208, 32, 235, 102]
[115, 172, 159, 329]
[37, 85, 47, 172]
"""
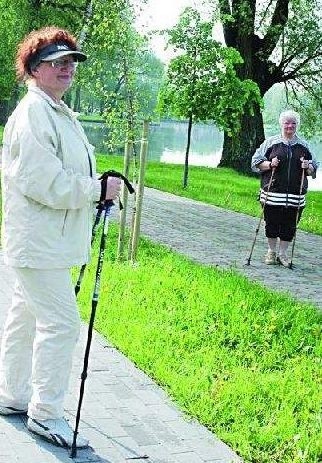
[139, 188, 322, 311]
[0, 186, 321, 463]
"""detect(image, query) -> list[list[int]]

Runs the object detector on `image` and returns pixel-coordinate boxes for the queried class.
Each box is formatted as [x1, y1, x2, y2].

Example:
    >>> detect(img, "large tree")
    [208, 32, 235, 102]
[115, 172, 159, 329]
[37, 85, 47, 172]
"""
[213, 0, 322, 172]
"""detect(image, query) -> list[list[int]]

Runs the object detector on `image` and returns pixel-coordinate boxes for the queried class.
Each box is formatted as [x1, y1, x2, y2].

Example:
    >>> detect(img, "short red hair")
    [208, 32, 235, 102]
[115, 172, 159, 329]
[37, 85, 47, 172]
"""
[16, 26, 78, 81]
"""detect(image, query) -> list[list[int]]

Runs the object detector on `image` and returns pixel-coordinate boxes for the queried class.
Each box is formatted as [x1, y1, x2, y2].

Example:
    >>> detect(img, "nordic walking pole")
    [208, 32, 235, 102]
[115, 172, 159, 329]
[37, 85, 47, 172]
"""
[289, 166, 306, 270]
[75, 203, 104, 296]
[71, 171, 134, 458]
[245, 167, 276, 266]
[71, 199, 113, 458]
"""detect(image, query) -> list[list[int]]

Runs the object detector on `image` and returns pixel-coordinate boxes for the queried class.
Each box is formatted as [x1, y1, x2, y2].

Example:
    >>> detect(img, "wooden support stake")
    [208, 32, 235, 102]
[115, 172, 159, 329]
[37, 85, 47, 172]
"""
[117, 138, 133, 260]
[129, 121, 149, 263]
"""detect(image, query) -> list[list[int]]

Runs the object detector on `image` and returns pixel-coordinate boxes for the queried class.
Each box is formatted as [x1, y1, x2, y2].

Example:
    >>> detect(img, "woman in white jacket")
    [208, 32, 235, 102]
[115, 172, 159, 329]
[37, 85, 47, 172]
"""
[0, 26, 120, 448]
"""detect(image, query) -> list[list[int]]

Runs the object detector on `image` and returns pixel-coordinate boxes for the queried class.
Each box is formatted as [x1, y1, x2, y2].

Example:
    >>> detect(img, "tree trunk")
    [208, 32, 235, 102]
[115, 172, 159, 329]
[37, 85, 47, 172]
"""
[0, 86, 20, 126]
[73, 86, 81, 112]
[217, 0, 286, 173]
[0, 100, 10, 126]
[183, 113, 193, 188]
[99, 99, 104, 115]
[219, 103, 264, 173]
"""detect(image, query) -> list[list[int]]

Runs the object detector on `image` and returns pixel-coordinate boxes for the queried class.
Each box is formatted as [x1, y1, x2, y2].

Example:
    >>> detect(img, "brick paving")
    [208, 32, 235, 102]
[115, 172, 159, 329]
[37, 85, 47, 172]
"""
[0, 185, 321, 462]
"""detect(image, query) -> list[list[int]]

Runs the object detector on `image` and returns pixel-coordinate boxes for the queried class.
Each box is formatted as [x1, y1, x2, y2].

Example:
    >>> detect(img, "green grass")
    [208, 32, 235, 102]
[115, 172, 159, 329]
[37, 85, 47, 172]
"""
[78, 114, 105, 123]
[96, 154, 322, 235]
[76, 226, 322, 463]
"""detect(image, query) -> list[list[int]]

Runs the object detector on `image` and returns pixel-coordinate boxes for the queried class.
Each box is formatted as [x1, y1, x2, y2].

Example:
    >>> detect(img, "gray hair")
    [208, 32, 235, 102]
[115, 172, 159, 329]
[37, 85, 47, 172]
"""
[279, 109, 300, 127]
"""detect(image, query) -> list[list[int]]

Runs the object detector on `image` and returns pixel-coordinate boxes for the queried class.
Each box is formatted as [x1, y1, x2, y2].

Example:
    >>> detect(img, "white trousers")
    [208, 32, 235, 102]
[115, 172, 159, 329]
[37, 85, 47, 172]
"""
[0, 267, 80, 420]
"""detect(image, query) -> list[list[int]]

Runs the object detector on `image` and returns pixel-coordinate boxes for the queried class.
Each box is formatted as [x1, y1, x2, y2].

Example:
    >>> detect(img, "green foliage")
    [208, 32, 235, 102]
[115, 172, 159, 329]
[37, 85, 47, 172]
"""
[76, 226, 322, 463]
[260, 0, 322, 138]
[27, 0, 86, 31]
[0, 0, 162, 139]
[206, 0, 322, 172]
[0, 0, 29, 98]
[158, 8, 261, 135]
[78, 0, 164, 150]
[287, 89, 322, 140]
[263, 84, 322, 139]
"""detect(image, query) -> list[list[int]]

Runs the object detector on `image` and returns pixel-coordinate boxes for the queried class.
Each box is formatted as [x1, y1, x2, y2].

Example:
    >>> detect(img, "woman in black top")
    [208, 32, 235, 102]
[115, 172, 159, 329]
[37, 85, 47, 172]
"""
[251, 110, 318, 267]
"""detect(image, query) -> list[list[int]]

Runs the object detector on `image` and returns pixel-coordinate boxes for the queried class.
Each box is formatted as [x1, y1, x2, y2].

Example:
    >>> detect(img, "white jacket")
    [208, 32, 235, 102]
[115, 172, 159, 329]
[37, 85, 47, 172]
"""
[1, 85, 101, 268]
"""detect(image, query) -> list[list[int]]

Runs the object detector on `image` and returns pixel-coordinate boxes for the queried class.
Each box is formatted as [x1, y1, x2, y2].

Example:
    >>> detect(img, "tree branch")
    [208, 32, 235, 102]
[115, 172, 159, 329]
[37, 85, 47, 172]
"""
[285, 77, 322, 111]
[257, 0, 275, 30]
[281, 50, 322, 80]
[217, 0, 237, 47]
[259, 0, 289, 59]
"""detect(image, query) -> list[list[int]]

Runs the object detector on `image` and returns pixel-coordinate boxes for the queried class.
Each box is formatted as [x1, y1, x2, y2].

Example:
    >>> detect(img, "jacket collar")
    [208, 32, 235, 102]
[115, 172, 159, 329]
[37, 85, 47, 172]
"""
[280, 134, 300, 145]
[27, 84, 77, 120]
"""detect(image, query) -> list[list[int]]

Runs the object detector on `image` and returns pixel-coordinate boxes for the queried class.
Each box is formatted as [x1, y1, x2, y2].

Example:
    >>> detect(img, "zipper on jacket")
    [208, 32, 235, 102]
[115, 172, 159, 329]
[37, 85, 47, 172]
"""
[286, 143, 292, 207]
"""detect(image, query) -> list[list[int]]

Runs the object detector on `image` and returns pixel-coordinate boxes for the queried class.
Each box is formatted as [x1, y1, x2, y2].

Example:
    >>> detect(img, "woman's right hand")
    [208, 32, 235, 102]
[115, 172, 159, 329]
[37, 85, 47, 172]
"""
[104, 176, 121, 201]
[99, 175, 121, 203]
[270, 156, 280, 169]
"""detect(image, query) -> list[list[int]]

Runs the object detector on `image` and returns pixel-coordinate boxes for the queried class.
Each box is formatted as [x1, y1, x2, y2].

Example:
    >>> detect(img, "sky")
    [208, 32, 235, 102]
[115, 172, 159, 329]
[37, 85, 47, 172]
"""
[135, 0, 223, 62]
[136, 0, 197, 30]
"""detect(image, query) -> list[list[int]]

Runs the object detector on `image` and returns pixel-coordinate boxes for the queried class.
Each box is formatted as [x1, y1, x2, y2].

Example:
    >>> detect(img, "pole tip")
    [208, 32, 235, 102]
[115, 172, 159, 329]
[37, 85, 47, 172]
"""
[70, 445, 77, 458]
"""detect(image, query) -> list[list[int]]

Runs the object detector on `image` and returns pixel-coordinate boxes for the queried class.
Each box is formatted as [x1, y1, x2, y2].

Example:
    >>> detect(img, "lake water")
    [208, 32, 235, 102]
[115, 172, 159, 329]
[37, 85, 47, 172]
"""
[82, 120, 322, 191]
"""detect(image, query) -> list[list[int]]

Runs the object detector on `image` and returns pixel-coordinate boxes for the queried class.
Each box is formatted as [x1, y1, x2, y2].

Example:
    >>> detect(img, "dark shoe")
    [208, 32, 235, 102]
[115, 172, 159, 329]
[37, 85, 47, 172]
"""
[27, 417, 89, 448]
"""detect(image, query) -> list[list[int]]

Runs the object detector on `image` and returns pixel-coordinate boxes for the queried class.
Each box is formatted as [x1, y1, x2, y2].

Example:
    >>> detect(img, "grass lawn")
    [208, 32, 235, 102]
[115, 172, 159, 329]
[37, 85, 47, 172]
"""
[76, 226, 322, 463]
[78, 114, 105, 123]
[94, 154, 321, 462]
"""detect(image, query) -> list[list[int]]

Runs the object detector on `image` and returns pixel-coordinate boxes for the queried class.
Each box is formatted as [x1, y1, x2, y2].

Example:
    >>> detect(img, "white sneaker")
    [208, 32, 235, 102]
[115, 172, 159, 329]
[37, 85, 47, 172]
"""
[27, 417, 89, 448]
[264, 250, 277, 265]
[0, 405, 27, 415]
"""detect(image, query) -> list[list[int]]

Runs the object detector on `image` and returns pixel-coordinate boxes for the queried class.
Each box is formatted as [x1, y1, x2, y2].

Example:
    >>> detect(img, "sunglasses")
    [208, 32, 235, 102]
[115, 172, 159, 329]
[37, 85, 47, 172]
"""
[43, 58, 78, 69]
